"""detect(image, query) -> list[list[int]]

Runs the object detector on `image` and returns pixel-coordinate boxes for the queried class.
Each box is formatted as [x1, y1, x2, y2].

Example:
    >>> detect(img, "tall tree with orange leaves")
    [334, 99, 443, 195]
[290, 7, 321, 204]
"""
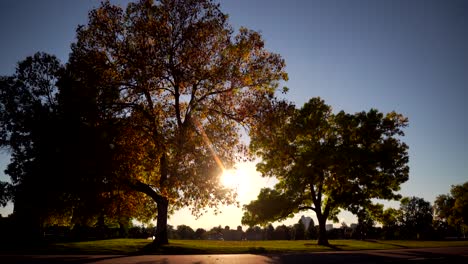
[68, 0, 287, 244]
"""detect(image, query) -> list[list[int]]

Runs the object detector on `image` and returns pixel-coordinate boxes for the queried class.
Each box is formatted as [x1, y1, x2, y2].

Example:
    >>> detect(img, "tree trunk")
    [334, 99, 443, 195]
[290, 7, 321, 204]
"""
[153, 196, 169, 245]
[317, 215, 329, 246]
[128, 179, 170, 245]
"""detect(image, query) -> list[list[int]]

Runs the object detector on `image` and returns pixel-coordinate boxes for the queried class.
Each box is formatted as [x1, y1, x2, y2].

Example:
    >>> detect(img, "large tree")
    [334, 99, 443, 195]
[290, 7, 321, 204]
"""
[68, 0, 287, 244]
[434, 182, 468, 238]
[242, 98, 409, 245]
[0, 52, 152, 239]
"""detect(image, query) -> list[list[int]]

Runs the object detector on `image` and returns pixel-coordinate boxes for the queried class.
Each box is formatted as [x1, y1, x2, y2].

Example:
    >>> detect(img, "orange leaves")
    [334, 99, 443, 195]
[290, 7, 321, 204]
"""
[70, 0, 288, 219]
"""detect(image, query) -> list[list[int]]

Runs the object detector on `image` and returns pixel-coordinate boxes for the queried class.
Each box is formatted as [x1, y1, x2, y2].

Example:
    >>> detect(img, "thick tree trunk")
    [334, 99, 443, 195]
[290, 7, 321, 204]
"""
[128, 179, 170, 245]
[317, 215, 329, 246]
[153, 196, 169, 245]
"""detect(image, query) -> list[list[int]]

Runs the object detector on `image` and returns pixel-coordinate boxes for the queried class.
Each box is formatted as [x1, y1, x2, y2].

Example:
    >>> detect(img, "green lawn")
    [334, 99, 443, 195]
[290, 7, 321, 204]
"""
[8, 239, 467, 255]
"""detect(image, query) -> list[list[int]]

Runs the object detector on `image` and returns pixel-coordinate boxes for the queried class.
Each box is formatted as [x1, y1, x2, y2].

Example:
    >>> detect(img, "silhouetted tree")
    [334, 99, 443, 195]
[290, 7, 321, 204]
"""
[380, 207, 401, 239]
[265, 224, 274, 240]
[399, 196, 433, 239]
[242, 98, 409, 245]
[195, 228, 206, 239]
[176, 225, 195, 239]
[0, 53, 66, 240]
[274, 225, 291, 240]
[434, 182, 468, 238]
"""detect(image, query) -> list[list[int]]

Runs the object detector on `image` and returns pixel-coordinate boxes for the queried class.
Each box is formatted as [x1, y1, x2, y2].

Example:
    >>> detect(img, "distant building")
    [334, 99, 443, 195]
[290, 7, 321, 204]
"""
[300, 215, 313, 229]
[326, 224, 333, 231]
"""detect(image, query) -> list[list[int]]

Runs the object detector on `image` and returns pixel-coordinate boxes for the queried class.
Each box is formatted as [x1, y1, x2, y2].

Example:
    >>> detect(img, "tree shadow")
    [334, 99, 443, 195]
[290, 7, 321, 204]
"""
[324, 244, 345, 251]
[138, 243, 209, 255]
[303, 242, 344, 251]
[363, 239, 409, 249]
[247, 247, 267, 253]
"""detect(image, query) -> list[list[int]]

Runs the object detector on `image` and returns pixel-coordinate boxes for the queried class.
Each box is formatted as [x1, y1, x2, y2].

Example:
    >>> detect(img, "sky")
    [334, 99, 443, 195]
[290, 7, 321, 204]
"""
[0, 0, 467, 230]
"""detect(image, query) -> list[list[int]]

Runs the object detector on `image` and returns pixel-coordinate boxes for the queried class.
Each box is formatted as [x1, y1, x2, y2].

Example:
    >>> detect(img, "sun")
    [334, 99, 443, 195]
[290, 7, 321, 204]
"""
[221, 169, 242, 189]
[220, 168, 252, 203]
[219, 162, 276, 204]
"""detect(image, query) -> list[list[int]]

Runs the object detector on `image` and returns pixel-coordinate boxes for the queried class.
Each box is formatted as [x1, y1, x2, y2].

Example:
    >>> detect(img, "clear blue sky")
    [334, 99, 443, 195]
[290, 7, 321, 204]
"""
[1, 0, 467, 228]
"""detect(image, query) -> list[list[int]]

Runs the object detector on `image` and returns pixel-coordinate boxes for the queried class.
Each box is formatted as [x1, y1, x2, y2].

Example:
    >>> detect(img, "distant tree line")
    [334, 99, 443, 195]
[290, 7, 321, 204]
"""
[1, 182, 466, 242]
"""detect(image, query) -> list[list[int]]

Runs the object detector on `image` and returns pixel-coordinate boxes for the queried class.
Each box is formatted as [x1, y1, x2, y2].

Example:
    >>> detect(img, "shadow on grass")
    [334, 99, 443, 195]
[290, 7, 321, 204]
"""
[325, 244, 345, 251]
[247, 247, 267, 253]
[138, 242, 209, 255]
[303, 242, 344, 251]
[363, 239, 409, 249]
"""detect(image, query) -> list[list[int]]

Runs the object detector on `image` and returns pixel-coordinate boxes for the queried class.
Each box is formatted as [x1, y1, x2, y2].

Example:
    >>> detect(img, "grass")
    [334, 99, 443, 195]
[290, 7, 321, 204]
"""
[147, 239, 468, 254]
[3, 239, 468, 255]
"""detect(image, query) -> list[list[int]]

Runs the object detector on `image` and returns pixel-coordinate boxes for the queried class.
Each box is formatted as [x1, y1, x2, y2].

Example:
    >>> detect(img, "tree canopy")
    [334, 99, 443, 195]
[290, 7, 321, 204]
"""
[242, 97, 409, 245]
[66, 0, 287, 244]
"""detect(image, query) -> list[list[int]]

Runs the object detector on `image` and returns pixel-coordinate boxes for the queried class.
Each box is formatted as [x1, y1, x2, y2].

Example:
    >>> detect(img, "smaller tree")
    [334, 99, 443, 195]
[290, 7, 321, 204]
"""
[265, 224, 274, 240]
[242, 98, 409, 245]
[356, 209, 375, 240]
[434, 182, 468, 238]
[176, 225, 195, 239]
[195, 228, 206, 239]
[273, 225, 291, 240]
[380, 207, 401, 239]
[399, 196, 433, 239]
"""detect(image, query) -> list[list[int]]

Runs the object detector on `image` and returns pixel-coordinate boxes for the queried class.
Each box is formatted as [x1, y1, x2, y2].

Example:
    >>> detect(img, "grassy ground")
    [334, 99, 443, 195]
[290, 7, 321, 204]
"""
[4, 239, 467, 255]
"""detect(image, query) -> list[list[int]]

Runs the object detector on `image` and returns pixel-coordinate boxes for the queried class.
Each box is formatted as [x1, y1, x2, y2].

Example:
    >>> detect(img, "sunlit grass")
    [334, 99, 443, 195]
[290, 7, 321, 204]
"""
[3, 239, 468, 255]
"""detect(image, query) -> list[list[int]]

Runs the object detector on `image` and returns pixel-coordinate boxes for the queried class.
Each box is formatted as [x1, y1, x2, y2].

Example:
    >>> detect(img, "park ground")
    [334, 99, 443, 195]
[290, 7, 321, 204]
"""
[1, 239, 468, 255]
[0, 245, 468, 264]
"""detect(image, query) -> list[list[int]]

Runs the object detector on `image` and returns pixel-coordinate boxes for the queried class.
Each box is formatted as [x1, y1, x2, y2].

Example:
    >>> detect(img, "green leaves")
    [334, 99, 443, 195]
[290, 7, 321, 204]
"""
[0, 181, 13, 207]
[434, 182, 468, 232]
[243, 97, 409, 244]
[241, 188, 304, 227]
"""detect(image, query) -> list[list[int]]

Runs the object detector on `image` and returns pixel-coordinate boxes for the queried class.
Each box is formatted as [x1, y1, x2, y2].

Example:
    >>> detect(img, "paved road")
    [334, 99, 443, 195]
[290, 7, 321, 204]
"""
[1, 247, 467, 263]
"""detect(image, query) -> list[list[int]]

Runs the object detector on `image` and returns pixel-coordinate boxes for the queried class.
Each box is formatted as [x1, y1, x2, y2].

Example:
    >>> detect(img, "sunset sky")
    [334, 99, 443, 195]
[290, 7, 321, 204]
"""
[1, 0, 467, 229]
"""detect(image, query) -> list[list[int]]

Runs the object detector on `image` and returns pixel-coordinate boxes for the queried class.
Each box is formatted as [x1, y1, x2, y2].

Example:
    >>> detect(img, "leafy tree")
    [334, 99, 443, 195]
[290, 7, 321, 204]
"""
[273, 224, 291, 240]
[0, 53, 67, 239]
[195, 228, 206, 239]
[434, 182, 468, 238]
[380, 207, 401, 239]
[0, 52, 154, 238]
[69, 0, 287, 244]
[355, 207, 377, 240]
[398, 196, 433, 239]
[0, 182, 12, 208]
[242, 98, 409, 245]
[176, 224, 195, 239]
[245, 225, 263, 240]
[265, 223, 274, 240]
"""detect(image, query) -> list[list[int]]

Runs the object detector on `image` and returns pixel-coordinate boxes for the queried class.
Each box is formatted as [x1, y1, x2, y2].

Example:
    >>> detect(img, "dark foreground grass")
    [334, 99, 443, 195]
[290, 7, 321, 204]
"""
[2, 239, 468, 255]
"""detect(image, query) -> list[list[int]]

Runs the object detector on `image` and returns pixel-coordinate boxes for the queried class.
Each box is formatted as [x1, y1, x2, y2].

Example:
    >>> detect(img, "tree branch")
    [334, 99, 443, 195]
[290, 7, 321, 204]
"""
[298, 206, 316, 212]
[127, 179, 164, 204]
